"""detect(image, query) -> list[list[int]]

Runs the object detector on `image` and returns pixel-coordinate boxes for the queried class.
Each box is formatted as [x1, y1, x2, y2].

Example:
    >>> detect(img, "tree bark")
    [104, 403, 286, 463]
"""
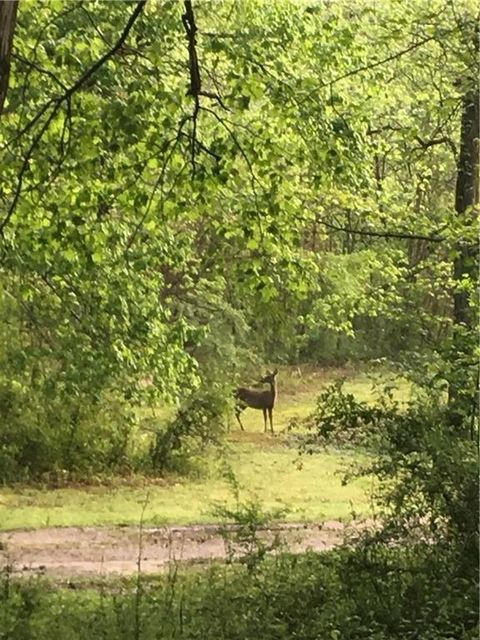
[453, 89, 479, 328]
[448, 86, 479, 428]
[0, 0, 19, 116]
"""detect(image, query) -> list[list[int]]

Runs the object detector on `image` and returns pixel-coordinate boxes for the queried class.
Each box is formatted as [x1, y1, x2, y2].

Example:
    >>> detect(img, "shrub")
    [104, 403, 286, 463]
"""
[295, 377, 399, 450]
[0, 542, 477, 640]
[0, 377, 136, 483]
[149, 387, 230, 475]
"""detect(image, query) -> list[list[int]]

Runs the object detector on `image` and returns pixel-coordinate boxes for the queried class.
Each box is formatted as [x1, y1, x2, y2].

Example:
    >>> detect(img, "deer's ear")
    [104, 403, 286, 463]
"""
[272, 368, 278, 375]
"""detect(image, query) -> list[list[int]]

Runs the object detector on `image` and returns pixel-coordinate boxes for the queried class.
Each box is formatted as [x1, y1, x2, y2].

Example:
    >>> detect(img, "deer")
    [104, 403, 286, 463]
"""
[234, 369, 278, 434]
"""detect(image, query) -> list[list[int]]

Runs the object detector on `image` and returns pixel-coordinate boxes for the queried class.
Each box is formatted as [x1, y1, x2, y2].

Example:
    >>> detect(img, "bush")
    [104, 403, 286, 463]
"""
[149, 387, 230, 475]
[211, 488, 288, 573]
[0, 541, 477, 640]
[295, 377, 399, 450]
[0, 377, 136, 483]
[297, 376, 478, 545]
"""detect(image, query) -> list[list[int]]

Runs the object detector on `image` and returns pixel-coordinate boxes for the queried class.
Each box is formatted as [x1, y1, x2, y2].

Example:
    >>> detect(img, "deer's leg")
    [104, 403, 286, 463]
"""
[268, 408, 274, 434]
[235, 406, 245, 431]
[263, 408, 267, 432]
[227, 410, 233, 432]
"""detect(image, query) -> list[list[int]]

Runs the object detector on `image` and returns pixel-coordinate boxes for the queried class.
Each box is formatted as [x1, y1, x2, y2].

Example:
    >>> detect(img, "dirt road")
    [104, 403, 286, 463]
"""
[0, 521, 354, 578]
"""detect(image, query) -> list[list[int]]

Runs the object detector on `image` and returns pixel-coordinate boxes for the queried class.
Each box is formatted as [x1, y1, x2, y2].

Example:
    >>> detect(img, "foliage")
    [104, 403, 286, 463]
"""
[293, 359, 478, 635]
[211, 472, 287, 572]
[297, 365, 478, 540]
[294, 377, 400, 449]
[0, 372, 136, 483]
[0, 1, 477, 636]
[0, 541, 477, 640]
[0, 0, 477, 477]
[149, 386, 229, 475]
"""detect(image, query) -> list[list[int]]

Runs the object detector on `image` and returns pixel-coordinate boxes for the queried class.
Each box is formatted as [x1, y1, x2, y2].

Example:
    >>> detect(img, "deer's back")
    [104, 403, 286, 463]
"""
[236, 387, 274, 409]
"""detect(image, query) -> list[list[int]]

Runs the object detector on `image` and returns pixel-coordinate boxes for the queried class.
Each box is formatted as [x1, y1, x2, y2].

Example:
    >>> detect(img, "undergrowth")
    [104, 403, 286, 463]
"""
[0, 542, 476, 640]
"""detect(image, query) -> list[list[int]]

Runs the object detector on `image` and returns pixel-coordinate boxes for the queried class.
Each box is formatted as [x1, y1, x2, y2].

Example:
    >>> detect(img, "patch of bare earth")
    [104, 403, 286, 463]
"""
[0, 521, 360, 578]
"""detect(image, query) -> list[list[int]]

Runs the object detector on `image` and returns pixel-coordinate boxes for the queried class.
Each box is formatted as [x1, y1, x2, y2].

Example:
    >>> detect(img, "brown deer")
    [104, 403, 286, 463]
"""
[234, 369, 278, 434]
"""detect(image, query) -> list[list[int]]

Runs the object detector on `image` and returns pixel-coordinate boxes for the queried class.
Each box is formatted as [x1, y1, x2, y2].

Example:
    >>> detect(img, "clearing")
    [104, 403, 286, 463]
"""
[0, 368, 401, 530]
[0, 368, 403, 579]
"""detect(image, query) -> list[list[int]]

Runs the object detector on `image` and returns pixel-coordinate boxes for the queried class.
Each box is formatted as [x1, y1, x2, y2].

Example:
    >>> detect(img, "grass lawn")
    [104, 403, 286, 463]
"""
[0, 441, 373, 529]
[0, 367, 408, 530]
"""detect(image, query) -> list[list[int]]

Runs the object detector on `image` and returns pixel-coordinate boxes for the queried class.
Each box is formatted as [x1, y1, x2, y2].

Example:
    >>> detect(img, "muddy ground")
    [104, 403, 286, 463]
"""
[0, 521, 358, 578]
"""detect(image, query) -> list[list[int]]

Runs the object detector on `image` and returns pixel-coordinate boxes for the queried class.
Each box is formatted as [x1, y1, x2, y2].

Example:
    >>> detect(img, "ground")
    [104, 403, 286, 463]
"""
[0, 521, 363, 578]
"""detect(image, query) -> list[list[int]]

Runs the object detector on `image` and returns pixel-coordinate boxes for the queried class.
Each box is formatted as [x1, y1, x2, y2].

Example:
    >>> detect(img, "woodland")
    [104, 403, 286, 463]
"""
[0, 0, 478, 638]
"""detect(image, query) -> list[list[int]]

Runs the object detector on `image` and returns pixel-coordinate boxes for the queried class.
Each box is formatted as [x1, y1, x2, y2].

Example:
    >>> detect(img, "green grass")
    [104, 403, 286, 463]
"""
[0, 442, 372, 529]
[0, 368, 408, 531]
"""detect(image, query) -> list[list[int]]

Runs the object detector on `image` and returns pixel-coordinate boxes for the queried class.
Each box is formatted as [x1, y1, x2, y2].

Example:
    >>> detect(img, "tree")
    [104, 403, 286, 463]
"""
[0, 0, 18, 115]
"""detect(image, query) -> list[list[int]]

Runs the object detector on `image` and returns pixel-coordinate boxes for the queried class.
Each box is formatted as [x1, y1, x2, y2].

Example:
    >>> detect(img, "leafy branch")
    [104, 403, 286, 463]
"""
[0, 0, 147, 235]
[181, 0, 226, 177]
[299, 34, 439, 106]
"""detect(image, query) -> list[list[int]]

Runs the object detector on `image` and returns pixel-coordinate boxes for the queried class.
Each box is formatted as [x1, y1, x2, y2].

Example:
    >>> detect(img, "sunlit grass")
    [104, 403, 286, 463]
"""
[0, 443, 372, 530]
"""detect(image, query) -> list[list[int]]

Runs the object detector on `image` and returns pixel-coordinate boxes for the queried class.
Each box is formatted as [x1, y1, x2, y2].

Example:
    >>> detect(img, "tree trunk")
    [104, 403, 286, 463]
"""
[0, 0, 18, 116]
[448, 85, 479, 428]
[453, 90, 479, 328]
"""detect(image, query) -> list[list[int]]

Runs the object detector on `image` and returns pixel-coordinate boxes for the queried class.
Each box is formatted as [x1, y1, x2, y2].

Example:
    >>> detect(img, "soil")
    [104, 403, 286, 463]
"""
[0, 521, 357, 579]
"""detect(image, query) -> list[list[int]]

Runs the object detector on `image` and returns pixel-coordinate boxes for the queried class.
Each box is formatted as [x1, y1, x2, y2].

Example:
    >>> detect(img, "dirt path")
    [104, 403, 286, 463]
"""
[0, 521, 354, 578]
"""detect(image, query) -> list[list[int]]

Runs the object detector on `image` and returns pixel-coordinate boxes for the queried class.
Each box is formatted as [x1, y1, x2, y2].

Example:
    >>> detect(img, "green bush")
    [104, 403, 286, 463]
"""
[0, 376, 136, 483]
[149, 387, 230, 475]
[295, 377, 398, 450]
[0, 542, 477, 640]
[297, 376, 478, 546]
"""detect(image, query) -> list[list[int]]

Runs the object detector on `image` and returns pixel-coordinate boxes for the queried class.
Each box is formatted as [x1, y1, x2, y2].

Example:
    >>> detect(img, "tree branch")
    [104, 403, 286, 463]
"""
[182, 0, 228, 177]
[315, 216, 445, 243]
[299, 35, 437, 106]
[124, 115, 191, 256]
[0, 0, 146, 235]
[413, 135, 457, 157]
[182, 0, 201, 176]
[11, 52, 68, 90]
[182, 0, 201, 97]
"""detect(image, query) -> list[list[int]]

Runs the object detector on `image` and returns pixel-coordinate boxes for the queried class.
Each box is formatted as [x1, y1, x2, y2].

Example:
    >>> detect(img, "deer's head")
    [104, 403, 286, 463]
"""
[260, 369, 278, 385]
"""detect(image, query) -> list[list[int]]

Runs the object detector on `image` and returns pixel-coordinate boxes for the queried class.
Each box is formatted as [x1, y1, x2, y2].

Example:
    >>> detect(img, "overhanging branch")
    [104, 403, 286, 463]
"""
[182, 0, 226, 177]
[315, 216, 445, 242]
[0, 0, 146, 235]
[299, 34, 438, 106]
